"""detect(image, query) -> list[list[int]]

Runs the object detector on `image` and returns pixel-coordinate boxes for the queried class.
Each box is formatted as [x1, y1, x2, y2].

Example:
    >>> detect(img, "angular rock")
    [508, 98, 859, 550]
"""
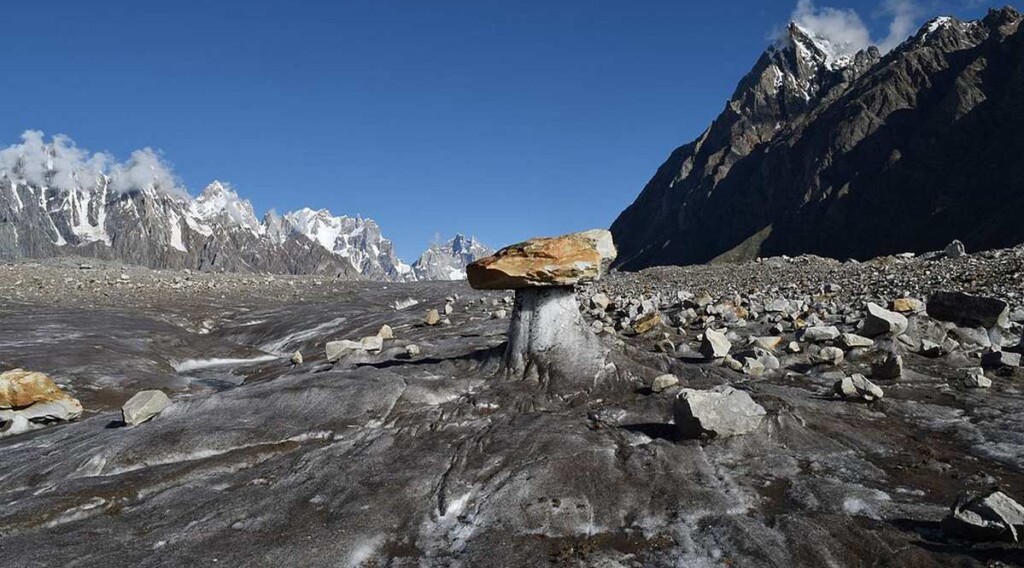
[944, 239, 966, 259]
[326, 340, 363, 362]
[891, 298, 924, 313]
[466, 229, 616, 289]
[834, 374, 884, 402]
[871, 351, 903, 380]
[963, 367, 992, 388]
[838, 333, 874, 349]
[122, 390, 172, 426]
[981, 350, 1021, 369]
[360, 335, 384, 353]
[392, 298, 419, 311]
[811, 346, 844, 366]
[861, 302, 909, 337]
[290, 351, 303, 365]
[943, 490, 1024, 542]
[632, 311, 663, 335]
[800, 326, 840, 342]
[650, 374, 679, 393]
[424, 309, 441, 326]
[377, 324, 394, 340]
[700, 328, 731, 359]
[590, 293, 610, 311]
[927, 292, 1009, 329]
[673, 385, 766, 438]
[751, 336, 783, 351]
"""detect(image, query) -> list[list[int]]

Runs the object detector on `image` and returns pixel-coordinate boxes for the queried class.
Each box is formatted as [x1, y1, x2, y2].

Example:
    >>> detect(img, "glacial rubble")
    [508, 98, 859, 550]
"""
[0, 243, 1021, 565]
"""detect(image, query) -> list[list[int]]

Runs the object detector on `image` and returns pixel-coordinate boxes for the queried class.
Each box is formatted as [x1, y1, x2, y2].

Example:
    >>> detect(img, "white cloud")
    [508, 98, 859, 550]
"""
[0, 130, 183, 196]
[789, 0, 923, 55]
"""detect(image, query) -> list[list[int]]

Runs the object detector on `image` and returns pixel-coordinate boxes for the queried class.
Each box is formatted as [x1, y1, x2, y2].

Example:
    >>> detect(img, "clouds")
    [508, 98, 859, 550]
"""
[790, 0, 923, 55]
[0, 130, 183, 196]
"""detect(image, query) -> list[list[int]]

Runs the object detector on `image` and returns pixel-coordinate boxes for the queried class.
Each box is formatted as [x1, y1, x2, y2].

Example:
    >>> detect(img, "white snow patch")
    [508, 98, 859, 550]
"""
[172, 355, 279, 373]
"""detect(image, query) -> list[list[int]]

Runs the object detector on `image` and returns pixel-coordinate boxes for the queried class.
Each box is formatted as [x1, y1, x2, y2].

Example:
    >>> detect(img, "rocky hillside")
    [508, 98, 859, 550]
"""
[0, 133, 419, 280]
[411, 234, 492, 280]
[612, 7, 1024, 270]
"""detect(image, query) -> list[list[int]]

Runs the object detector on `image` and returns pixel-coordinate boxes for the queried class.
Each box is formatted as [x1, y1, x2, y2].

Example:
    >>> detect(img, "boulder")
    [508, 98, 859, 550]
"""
[326, 340, 363, 362]
[891, 298, 924, 313]
[943, 490, 1024, 542]
[632, 312, 663, 335]
[838, 333, 874, 349]
[466, 229, 616, 289]
[981, 350, 1021, 369]
[377, 325, 394, 340]
[290, 351, 303, 365]
[700, 328, 731, 359]
[0, 369, 72, 409]
[590, 293, 611, 311]
[811, 346, 845, 366]
[122, 390, 172, 426]
[424, 309, 441, 326]
[860, 303, 909, 337]
[673, 386, 766, 438]
[871, 351, 903, 380]
[927, 292, 1009, 329]
[360, 335, 384, 353]
[944, 239, 966, 259]
[650, 374, 679, 393]
[834, 374, 884, 402]
[963, 367, 992, 388]
[800, 326, 840, 342]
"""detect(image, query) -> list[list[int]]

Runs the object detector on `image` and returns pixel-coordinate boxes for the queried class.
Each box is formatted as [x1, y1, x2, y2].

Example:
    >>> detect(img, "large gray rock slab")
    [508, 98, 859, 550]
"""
[122, 390, 172, 426]
[673, 385, 766, 438]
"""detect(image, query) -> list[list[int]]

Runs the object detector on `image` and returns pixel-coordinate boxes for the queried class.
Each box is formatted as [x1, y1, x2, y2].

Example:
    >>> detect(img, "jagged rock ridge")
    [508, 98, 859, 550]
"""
[411, 234, 493, 280]
[0, 137, 438, 280]
[611, 7, 1024, 270]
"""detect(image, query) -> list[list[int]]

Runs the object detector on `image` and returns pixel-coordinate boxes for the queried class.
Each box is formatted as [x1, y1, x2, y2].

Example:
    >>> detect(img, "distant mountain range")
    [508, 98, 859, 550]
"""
[612, 7, 1024, 270]
[0, 137, 489, 280]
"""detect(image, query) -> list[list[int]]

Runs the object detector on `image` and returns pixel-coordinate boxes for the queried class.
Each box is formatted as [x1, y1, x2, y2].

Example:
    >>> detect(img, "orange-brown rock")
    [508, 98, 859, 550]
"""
[0, 369, 76, 409]
[467, 229, 617, 290]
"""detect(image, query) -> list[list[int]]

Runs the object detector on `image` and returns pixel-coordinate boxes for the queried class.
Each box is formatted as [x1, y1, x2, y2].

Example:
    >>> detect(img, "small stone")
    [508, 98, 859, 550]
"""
[811, 346, 845, 365]
[404, 344, 421, 358]
[632, 312, 663, 335]
[786, 341, 802, 353]
[651, 374, 679, 393]
[800, 326, 841, 342]
[861, 302, 909, 337]
[424, 309, 441, 326]
[377, 325, 394, 339]
[591, 293, 610, 311]
[443, 302, 454, 315]
[290, 351, 304, 365]
[891, 298, 924, 313]
[491, 309, 508, 319]
[751, 336, 783, 351]
[838, 333, 874, 349]
[360, 335, 383, 353]
[963, 367, 992, 388]
[122, 390, 172, 426]
[700, 328, 731, 359]
[871, 351, 903, 380]
[834, 374, 884, 401]
[673, 385, 766, 438]
[742, 357, 766, 377]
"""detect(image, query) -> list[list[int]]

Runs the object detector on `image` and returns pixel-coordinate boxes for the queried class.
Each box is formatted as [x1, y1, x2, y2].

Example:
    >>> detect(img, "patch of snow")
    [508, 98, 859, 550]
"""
[172, 355, 279, 373]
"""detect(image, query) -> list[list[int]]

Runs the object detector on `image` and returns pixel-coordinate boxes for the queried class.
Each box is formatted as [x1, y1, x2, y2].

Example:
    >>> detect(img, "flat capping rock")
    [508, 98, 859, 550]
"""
[467, 229, 616, 290]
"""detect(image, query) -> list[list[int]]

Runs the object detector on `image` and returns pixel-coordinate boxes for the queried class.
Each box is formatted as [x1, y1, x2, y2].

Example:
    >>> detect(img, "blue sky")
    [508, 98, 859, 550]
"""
[0, 0, 1006, 259]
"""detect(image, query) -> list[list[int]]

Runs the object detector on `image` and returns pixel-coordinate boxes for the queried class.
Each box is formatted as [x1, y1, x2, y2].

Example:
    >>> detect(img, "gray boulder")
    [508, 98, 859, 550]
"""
[943, 490, 1024, 542]
[963, 367, 992, 388]
[860, 303, 908, 337]
[834, 374, 884, 402]
[700, 328, 731, 359]
[800, 326, 841, 342]
[122, 390, 172, 426]
[673, 386, 766, 438]
[944, 239, 966, 259]
[927, 292, 1009, 329]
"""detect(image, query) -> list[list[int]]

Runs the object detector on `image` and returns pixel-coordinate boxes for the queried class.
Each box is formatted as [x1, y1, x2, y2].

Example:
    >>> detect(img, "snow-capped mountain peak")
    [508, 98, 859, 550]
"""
[412, 234, 493, 281]
[191, 181, 263, 234]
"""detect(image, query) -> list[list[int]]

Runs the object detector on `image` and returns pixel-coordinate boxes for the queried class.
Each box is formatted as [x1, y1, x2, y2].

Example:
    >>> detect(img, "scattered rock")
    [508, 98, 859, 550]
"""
[871, 351, 903, 380]
[404, 344, 421, 358]
[424, 309, 441, 326]
[834, 374, 884, 402]
[981, 350, 1021, 369]
[800, 326, 841, 342]
[944, 239, 966, 259]
[590, 293, 610, 311]
[700, 328, 731, 359]
[963, 367, 992, 388]
[491, 309, 507, 319]
[673, 385, 766, 438]
[377, 324, 394, 339]
[751, 336, 782, 351]
[861, 303, 909, 337]
[290, 351, 303, 365]
[326, 340, 363, 362]
[838, 333, 874, 349]
[650, 374, 679, 393]
[943, 490, 1024, 542]
[122, 390, 172, 426]
[360, 335, 384, 353]
[927, 291, 1009, 329]
[891, 298, 924, 313]
[811, 346, 845, 366]
[632, 311, 663, 335]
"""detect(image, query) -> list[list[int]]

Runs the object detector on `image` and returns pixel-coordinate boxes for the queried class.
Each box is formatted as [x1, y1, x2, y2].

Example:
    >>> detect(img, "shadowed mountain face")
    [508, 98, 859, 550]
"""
[611, 7, 1024, 270]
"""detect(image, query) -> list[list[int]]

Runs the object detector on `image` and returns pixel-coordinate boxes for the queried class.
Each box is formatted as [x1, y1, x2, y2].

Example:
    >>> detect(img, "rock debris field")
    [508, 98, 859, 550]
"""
[0, 242, 1023, 567]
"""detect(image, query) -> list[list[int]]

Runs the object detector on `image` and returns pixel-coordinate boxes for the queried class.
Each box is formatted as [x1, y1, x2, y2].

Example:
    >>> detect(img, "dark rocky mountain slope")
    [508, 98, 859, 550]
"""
[611, 7, 1024, 270]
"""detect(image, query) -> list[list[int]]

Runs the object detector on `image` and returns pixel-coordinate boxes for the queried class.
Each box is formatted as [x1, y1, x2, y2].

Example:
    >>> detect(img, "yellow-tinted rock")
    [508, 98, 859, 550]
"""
[0, 369, 76, 409]
[632, 312, 663, 335]
[467, 230, 617, 290]
[891, 298, 924, 312]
